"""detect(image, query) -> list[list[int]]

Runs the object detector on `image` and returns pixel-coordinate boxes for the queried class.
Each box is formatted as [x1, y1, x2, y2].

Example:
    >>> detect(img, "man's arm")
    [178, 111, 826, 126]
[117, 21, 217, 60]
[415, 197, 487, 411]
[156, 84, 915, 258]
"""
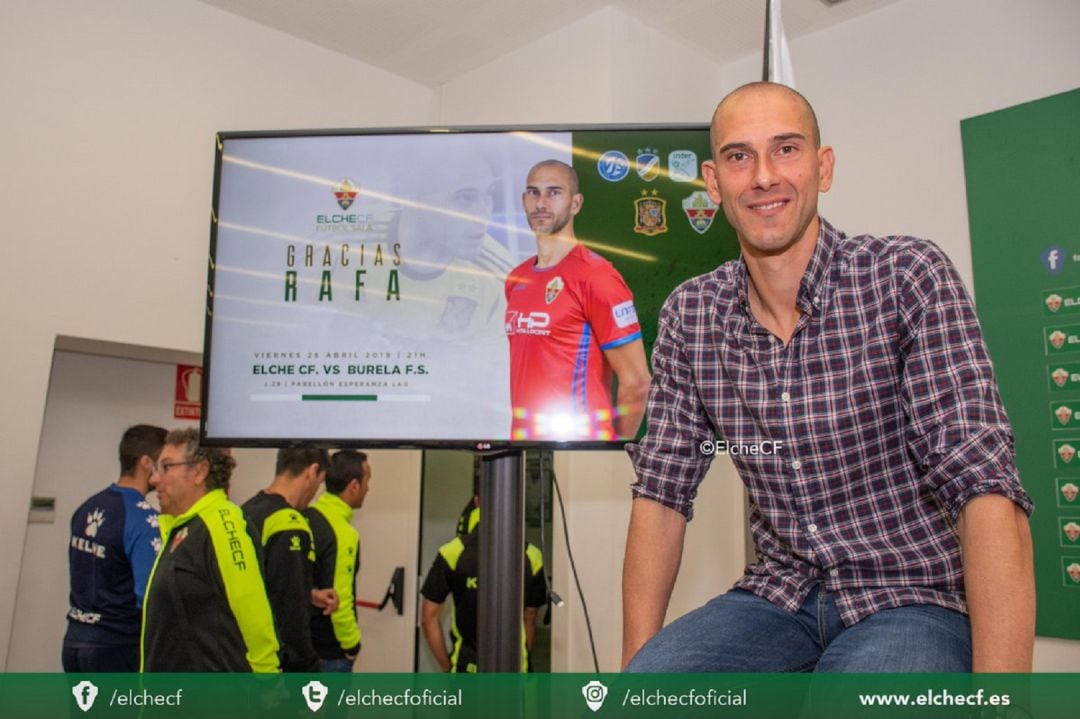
[420, 598, 452, 672]
[621, 497, 687, 669]
[208, 505, 280, 673]
[604, 338, 650, 439]
[523, 607, 539, 651]
[125, 507, 160, 608]
[957, 494, 1035, 672]
[621, 290, 713, 669]
[327, 530, 361, 657]
[264, 529, 321, 672]
[894, 244, 1035, 671]
[523, 544, 547, 652]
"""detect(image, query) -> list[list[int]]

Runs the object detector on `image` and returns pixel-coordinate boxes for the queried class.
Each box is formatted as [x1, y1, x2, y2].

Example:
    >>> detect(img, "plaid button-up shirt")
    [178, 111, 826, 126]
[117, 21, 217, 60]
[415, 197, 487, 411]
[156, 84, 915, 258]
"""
[628, 217, 1032, 626]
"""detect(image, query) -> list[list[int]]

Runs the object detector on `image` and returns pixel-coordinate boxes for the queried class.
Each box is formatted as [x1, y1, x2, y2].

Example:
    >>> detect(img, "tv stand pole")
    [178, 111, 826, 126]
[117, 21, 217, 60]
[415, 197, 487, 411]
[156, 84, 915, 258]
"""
[476, 450, 524, 672]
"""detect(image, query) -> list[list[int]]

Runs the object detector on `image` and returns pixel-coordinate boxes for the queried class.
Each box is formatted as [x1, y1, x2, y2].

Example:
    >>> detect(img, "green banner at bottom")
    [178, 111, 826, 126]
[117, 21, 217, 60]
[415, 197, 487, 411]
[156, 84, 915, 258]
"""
[3, 673, 1075, 718]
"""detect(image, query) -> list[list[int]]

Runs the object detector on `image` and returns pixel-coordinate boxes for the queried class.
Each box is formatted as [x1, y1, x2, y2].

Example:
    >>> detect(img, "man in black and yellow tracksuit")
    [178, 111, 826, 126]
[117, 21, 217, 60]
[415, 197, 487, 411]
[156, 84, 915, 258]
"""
[420, 507, 547, 673]
[242, 448, 329, 673]
[141, 429, 280, 672]
[306, 450, 370, 671]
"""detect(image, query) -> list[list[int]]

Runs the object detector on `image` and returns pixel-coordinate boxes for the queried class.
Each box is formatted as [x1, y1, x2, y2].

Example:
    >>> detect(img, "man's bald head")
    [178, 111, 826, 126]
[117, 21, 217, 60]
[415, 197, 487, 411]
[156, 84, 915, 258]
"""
[710, 82, 822, 154]
[527, 159, 579, 194]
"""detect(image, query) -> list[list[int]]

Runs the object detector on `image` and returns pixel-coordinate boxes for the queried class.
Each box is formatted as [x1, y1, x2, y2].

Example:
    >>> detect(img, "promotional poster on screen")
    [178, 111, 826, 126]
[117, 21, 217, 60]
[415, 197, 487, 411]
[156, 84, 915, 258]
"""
[203, 127, 738, 448]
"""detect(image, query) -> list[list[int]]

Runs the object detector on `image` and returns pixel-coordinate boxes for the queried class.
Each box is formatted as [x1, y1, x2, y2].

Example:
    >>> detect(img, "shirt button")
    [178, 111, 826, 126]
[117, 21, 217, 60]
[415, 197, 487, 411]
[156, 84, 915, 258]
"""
[791, 460, 802, 470]
[781, 391, 791, 402]
[829, 569, 839, 577]
[807, 523, 818, 534]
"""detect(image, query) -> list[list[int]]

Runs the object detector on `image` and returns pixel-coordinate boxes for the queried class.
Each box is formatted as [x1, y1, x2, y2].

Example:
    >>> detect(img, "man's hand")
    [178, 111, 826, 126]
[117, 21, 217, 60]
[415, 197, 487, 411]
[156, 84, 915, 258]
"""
[311, 587, 340, 615]
[420, 598, 453, 672]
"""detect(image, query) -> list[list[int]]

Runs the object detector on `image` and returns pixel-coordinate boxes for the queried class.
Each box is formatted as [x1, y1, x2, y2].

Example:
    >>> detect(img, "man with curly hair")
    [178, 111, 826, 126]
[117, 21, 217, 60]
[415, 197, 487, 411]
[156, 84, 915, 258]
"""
[141, 428, 280, 672]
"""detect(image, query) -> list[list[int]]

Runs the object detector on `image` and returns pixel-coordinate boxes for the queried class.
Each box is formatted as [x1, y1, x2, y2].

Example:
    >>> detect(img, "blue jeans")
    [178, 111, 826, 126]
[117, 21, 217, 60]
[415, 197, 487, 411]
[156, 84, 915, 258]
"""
[626, 586, 971, 672]
[320, 657, 355, 673]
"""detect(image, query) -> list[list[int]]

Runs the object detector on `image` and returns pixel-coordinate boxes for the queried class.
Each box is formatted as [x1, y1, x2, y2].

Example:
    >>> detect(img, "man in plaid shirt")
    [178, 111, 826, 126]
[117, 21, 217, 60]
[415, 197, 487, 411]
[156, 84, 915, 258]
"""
[622, 83, 1035, 673]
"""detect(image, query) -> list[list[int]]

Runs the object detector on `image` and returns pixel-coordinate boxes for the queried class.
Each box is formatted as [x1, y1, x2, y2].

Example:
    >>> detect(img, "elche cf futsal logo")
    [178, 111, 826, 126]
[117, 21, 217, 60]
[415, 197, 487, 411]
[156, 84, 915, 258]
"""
[333, 178, 360, 210]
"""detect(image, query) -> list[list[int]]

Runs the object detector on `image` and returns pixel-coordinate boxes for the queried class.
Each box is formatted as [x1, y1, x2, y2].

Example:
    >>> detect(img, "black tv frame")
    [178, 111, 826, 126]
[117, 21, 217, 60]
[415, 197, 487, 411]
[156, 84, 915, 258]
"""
[200, 123, 723, 451]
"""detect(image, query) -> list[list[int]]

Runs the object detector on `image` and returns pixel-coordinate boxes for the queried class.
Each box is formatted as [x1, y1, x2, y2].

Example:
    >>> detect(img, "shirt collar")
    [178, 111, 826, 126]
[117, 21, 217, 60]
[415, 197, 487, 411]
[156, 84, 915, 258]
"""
[159, 488, 226, 537]
[314, 491, 354, 522]
[796, 216, 841, 314]
[733, 215, 841, 317]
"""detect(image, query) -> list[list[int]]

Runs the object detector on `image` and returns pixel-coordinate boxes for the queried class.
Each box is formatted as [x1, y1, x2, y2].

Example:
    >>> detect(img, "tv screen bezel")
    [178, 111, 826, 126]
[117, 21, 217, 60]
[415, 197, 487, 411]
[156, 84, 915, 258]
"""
[200, 122, 717, 451]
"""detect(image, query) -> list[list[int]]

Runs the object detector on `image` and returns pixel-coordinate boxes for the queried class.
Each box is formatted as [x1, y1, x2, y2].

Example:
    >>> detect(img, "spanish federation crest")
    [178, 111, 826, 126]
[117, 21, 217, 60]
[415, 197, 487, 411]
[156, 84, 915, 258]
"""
[681, 191, 718, 234]
[634, 191, 668, 236]
[545, 276, 565, 304]
[333, 178, 359, 210]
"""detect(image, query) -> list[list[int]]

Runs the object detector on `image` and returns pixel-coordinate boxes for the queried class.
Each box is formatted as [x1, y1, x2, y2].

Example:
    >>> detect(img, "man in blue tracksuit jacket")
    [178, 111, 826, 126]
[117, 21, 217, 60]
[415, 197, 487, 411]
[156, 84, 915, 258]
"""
[63, 424, 166, 672]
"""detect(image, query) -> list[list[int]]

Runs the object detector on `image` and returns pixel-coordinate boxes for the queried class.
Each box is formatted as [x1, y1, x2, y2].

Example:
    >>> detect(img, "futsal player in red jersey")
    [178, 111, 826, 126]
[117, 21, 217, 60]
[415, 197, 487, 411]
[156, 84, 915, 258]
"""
[505, 160, 650, 441]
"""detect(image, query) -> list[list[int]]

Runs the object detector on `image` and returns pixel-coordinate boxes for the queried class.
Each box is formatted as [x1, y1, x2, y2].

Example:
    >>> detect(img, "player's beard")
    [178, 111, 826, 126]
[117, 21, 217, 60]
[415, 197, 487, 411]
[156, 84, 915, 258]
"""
[528, 210, 570, 236]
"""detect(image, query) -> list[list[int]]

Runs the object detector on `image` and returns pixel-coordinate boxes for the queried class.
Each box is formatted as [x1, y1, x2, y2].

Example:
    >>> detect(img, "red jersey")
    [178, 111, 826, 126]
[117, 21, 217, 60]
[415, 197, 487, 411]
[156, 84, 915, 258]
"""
[504, 243, 642, 440]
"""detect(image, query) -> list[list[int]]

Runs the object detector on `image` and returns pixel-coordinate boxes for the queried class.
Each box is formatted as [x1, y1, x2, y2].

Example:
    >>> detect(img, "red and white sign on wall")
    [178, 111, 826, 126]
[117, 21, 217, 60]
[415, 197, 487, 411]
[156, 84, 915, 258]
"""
[175, 364, 203, 420]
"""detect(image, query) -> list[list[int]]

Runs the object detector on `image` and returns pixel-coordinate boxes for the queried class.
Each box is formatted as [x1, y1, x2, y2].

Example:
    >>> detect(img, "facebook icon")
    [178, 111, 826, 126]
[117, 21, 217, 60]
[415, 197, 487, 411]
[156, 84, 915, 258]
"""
[1043, 246, 1066, 275]
[72, 680, 98, 712]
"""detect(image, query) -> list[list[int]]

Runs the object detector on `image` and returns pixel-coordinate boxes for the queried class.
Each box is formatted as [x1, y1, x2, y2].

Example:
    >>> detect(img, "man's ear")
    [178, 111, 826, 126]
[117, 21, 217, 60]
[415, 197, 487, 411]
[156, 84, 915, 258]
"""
[702, 159, 723, 205]
[817, 145, 835, 193]
[191, 458, 210, 487]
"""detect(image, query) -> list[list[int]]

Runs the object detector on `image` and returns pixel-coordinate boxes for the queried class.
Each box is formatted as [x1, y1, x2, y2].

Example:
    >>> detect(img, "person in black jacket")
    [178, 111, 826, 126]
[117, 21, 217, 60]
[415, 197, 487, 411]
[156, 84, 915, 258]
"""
[306, 450, 371, 671]
[242, 448, 330, 672]
[142, 428, 279, 672]
[420, 501, 547, 673]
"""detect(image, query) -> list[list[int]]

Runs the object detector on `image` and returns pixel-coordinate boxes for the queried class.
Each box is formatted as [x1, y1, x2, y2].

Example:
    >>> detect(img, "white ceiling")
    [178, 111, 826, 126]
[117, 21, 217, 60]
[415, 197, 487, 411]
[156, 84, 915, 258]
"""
[197, 0, 903, 87]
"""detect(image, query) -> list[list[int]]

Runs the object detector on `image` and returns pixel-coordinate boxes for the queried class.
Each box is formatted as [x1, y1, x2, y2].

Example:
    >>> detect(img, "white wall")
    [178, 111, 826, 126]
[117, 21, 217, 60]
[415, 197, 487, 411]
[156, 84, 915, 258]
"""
[723, 0, 1080, 294]
[8, 350, 199, 670]
[0, 0, 434, 667]
[549, 452, 744, 672]
[438, 6, 724, 127]
[608, 10, 725, 124]
[438, 7, 616, 126]
[348, 449, 423, 672]
[6, 349, 283, 670]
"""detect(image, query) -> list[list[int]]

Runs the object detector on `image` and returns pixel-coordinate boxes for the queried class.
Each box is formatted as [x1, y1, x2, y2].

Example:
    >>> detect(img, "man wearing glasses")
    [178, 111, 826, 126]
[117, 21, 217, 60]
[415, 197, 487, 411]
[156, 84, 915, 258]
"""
[63, 424, 166, 672]
[141, 428, 280, 672]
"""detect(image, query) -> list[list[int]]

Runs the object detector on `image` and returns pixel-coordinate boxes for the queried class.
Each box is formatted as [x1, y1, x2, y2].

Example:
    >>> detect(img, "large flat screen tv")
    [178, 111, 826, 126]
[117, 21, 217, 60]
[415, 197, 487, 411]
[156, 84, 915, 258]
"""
[201, 125, 739, 449]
